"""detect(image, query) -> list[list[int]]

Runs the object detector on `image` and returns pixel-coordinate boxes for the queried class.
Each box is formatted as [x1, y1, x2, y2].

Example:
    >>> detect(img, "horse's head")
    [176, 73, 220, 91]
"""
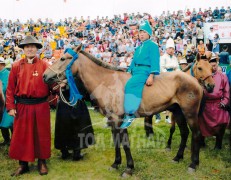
[43, 45, 82, 85]
[193, 51, 215, 93]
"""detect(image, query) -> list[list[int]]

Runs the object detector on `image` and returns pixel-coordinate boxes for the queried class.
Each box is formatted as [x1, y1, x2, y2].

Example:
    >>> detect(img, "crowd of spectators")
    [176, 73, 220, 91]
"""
[0, 6, 230, 69]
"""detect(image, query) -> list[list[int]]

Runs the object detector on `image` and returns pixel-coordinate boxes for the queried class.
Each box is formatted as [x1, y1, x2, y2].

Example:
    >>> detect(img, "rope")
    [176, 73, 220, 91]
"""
[59, 86, 77, 106]
[48, 96, 58, 103]
[51, 81, 77, 106]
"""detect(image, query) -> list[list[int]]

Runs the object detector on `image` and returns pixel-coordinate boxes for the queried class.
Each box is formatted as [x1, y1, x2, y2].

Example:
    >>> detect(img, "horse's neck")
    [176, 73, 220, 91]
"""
[185, 69, 191, 75]
[77, 54, 125, 95]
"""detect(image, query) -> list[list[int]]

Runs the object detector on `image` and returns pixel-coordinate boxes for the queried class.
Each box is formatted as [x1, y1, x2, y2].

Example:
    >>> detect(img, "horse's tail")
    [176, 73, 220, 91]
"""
[199, 92, 205, 116]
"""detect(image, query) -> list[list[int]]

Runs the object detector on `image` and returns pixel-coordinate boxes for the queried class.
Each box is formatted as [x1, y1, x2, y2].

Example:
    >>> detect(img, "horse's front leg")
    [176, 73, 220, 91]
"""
[121, 128, 134, 177]
[144, 115, 154, 138]
[110, 123, 122, 170]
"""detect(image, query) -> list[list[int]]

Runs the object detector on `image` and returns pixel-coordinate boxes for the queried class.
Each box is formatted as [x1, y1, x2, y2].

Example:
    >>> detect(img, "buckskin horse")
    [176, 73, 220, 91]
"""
[144, 52, 215, 150]
[43, 45, 215, 176]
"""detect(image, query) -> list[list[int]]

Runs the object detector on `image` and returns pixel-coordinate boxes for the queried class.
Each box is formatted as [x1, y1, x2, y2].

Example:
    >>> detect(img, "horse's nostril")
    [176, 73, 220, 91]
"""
[209, 84, 215, 89]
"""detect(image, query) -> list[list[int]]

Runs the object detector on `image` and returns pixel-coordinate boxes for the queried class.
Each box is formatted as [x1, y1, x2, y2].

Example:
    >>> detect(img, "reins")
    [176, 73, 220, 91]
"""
[50, 48, 83, 106]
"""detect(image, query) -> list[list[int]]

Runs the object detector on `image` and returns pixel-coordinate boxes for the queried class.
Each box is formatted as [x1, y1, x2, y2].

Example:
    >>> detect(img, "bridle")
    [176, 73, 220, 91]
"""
[192, 61, 213, 86]
[48, 49, 82, 106]
[48, 65, 66, 83]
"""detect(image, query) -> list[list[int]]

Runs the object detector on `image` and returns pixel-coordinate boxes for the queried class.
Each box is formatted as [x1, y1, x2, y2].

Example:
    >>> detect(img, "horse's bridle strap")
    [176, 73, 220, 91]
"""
[65, 48, 78, 61]
[190, 63, 195, 77]
[201, 74, 212, 82]
[65, 48, 82, 106]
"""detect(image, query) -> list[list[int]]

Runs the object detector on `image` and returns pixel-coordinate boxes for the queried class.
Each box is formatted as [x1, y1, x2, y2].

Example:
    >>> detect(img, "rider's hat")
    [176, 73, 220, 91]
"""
[209, 53, 219, 63]
[139, 20, 152, 37]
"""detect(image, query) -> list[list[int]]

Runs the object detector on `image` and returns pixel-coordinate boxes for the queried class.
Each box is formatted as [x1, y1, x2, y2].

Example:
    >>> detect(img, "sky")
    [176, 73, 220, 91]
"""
[0, 0, 230, 22]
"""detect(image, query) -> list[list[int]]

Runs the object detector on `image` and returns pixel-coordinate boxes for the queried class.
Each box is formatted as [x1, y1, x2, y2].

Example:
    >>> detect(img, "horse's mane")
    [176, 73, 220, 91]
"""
[80, 50, 124, 72]
[182, 62, 193, 72]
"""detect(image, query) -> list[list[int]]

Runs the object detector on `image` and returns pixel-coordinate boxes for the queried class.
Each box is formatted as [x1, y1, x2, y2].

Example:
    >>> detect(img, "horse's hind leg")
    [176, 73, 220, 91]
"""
[144, 115, 154, 138]
[110, 123, 122, 170]
[172, 112, 189, 162]
[214, 124, 226, 150]
[121, 128, 134, 177]
[166, 120, 176, 150]
[187, 116, 201, 172]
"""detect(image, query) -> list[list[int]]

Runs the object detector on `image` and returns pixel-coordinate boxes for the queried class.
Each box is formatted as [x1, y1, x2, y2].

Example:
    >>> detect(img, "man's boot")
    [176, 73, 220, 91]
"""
[38, 159, 48, 175]
[73, 149, 84, 161]
[61, 149, 71, 159]
[11, 161, 29, 176]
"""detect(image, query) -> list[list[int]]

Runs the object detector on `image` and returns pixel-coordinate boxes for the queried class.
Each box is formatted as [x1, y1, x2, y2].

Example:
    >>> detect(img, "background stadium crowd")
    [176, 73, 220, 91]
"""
[0, 5, 231, 68]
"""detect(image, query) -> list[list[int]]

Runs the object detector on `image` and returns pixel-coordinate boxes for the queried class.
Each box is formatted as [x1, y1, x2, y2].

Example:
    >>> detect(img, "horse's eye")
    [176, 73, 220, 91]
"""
[198, 67, 202, 71]
[60, 57, 65, 61]
[201, 55, 207, 59]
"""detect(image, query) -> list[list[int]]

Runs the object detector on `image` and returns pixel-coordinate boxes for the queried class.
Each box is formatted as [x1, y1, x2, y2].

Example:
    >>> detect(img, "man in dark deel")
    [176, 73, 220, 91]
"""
[191, 45, 197, 56]
[174, 29, 184, 40]
[219, 45, 230, 64]
[54, 75, 95, 160]
[185, 50, 195, 63]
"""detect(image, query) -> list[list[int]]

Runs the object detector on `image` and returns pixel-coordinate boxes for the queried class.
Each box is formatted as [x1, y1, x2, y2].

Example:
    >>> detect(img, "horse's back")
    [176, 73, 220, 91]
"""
[139, 71, 202, 115]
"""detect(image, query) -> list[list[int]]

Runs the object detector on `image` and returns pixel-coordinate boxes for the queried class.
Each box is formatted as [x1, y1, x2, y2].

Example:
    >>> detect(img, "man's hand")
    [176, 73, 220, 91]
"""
[8, 109, 17, 117]
[146, 74, 154, 86]
[219, 102, 226, 109]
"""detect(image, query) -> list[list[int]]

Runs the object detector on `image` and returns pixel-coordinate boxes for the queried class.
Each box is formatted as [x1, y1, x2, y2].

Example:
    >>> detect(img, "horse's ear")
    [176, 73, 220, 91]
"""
[75, 44, 82, 53]
[205, 51, 212, 61]
[196, 53, 201, 62]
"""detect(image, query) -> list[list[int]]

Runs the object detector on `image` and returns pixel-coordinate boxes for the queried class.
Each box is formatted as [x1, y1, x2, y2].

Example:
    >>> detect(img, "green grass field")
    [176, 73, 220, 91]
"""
[0, 110, 230, 179]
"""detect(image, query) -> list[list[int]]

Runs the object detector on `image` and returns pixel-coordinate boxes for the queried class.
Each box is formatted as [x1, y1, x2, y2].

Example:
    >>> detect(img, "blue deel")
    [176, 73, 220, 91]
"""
[124, 39, 160, 115]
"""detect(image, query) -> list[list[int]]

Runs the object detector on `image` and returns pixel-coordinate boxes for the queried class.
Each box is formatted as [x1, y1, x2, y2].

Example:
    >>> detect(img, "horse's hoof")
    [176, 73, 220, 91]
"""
[165, 147, 171, 151]
[172, 157, 181, 163]
[108, 166, 118, 171]
[213, 146, 222, 150]
[188, 167, 196, 173]
[121, 168, 133, 178]
[147, 134, 154, 139]
[109, 164, 120, 171]
[172, 159, 179, 163]
[146, 133, 154, 139]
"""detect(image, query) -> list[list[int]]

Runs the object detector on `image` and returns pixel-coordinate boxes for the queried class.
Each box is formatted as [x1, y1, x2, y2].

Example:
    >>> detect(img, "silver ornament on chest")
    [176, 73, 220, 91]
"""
[32, 71, 39, 76]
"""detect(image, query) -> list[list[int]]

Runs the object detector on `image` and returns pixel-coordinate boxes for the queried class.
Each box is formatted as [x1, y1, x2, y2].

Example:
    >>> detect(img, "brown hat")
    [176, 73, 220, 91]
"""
[209, 53, 219, 63]
[0, 57, 5, 64]
[18, 35, 42, 49]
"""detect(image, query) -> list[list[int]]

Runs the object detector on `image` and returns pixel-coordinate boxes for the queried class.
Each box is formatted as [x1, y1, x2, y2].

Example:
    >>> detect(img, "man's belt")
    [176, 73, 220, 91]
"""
[15, 96, 48, 105]
[135, 64, 151, 67]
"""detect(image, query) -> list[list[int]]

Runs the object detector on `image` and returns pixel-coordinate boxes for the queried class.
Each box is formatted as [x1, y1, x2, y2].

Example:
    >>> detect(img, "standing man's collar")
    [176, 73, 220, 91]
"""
[23, 56, 38, 64]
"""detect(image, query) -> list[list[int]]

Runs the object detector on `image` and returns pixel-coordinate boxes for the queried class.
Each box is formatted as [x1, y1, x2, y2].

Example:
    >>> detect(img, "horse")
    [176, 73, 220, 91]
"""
[43, 45, 215, 176]
[0, 81, 5, 120]
[144, 52, 214, 150]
